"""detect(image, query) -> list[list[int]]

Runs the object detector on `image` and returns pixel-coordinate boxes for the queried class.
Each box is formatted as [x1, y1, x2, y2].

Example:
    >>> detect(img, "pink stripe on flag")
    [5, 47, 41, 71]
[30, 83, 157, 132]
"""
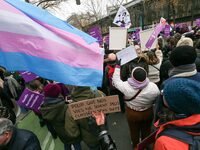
[0, 1, 24, 15]
[34, 19, 101, 54]
[0, 31, 103, 70]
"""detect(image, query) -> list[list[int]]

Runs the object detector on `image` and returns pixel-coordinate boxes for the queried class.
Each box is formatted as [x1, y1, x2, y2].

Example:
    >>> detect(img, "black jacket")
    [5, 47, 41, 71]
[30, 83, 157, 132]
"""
[2, 128, 41, 150]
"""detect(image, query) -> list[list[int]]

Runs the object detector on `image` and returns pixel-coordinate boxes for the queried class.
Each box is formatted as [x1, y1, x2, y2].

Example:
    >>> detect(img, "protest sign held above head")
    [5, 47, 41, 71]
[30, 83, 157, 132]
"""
[113, 5, 131, 29]
[88, 26, 103, 45]
[19, 71, 39, 83]
[164, 24, 171, 38]
[109, 27, 127, 50]
[17, 88, 44, 113]
[68, 95, 121, 120]
[196, 18, 200, 27]
[145, 17, 166, 50]
[116, 45, 138, 65]
[140, 28, 157, 51]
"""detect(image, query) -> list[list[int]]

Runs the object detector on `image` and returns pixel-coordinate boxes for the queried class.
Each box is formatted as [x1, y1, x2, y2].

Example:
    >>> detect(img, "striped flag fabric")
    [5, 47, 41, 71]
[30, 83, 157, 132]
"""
[0, 0, 103, 87]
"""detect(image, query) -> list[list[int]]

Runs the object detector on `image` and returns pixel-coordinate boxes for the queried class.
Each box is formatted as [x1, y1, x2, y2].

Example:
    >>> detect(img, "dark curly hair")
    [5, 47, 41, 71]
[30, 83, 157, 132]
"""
[0, 107, 16, 124]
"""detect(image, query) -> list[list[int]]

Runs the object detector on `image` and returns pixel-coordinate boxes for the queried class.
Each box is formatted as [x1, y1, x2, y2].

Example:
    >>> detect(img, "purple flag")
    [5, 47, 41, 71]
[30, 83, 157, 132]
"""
[196, 18, 200, 27]
[88, 26, 103, 45]
[19, 71, 39, 82]
[145, 18, 166, 49]
[17, 88, 44, 113]
[164, 25, 170, 37]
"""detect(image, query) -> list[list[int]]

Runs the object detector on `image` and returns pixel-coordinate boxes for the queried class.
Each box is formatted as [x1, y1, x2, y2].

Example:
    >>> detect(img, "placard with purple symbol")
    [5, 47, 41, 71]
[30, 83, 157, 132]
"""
[132, 28, 141, 43]
[196, 18, 200, 27]
[19, 71, 39, 83]
[88, 26, 103, 45]
[18, 88, 44, 113]
[164, 24, 170, 37]
[145, 17, 166, 49]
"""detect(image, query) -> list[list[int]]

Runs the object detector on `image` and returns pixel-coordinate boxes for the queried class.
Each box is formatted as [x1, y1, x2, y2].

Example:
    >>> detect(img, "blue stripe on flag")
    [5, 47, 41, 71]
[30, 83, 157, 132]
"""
[5, 0, 97, 44]
[0, 51, 103, 87]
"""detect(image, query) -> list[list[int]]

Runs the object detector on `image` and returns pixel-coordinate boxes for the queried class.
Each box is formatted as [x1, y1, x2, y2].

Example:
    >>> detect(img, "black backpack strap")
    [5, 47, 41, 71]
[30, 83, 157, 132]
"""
[150, 64, 160, 71]
[124, 89, 142, 102]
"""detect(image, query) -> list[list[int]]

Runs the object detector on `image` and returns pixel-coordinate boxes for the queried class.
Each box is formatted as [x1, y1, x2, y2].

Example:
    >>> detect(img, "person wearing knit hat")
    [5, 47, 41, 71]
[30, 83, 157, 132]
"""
[154, 46, 200, 126]
[169, 45, 197, 67]
[40, 83, 82, 150]
[169, 45, 199, 78]
[163, 78, 200, 115]
[154, 78, 200, 150]
[112, 65, 160, 149]
[43, 83, 61, 98]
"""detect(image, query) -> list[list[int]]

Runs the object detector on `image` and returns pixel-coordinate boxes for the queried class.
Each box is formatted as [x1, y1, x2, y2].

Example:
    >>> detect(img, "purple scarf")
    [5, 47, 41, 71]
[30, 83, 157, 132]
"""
[127, 77, 149, 89]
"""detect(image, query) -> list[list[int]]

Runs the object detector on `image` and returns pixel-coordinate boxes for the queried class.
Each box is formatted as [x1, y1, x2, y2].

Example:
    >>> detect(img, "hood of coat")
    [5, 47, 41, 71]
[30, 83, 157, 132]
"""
[40, 97, 66, 121]
[71, 86, 95, 102]
[156, 114, 200, 138]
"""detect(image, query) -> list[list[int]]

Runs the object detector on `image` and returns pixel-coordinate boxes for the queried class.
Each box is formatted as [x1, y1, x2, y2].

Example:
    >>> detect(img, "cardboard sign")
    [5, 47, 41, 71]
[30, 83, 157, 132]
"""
[17, 88, 44, 113]
[19, 71, 39, 82]
[109, 27, 127, 50]
[113, 5, 131, 28]
[68, 95, 120, 120]
[116, 45, 138, 65]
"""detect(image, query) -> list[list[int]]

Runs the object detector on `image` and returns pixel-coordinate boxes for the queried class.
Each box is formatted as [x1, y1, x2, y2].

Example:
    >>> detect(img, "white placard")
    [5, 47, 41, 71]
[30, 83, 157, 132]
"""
[116, 45, 138, 65]
[109, 27, 127, 50]
[140, 28, 157, 51]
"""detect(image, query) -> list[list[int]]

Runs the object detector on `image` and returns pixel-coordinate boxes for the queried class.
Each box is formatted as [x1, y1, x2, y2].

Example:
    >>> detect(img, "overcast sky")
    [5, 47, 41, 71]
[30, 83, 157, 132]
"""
[49, 0, 132, 20]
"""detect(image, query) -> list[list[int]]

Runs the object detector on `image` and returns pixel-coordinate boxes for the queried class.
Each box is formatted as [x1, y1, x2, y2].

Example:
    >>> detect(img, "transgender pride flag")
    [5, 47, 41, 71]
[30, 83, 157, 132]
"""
[0, 0, 103, 87]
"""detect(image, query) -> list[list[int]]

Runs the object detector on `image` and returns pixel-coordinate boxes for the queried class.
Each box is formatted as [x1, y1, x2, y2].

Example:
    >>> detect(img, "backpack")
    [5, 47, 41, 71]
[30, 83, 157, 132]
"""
[158, 125, 200, 150]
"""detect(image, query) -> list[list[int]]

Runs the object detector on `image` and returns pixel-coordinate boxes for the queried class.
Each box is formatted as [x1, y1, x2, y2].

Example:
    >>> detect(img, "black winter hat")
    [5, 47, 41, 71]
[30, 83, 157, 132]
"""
[131, 67, 147, 82]
[169, 45, 197, 67]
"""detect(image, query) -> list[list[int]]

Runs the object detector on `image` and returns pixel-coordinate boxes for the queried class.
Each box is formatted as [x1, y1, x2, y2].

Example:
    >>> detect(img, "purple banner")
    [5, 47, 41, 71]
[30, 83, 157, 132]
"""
[19, 71, 39, 82]
[164, 24, 170, 37]
[18, 88, 44, 113]
[145, 18, 166, 49]
[196, 18, 200, 27]
[88, 26, 103, 45]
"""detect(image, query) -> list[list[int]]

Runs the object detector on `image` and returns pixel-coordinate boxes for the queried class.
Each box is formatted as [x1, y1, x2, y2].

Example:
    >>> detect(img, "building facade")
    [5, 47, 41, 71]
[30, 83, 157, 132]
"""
[84, 0, 200, 35]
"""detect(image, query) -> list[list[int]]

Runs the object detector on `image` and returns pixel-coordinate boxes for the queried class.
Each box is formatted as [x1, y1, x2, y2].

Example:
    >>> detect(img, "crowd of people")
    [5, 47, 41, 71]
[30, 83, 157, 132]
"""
[0, 25, 200, 150]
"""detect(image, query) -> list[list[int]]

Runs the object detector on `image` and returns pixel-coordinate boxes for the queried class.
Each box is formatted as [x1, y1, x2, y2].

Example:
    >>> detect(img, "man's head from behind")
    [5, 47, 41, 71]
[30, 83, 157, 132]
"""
[0, 118, 14, 148]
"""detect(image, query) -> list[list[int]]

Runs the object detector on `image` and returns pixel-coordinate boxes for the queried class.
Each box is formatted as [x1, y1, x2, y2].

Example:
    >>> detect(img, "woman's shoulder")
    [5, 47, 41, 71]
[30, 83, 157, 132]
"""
[146, 82, 159, 91]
